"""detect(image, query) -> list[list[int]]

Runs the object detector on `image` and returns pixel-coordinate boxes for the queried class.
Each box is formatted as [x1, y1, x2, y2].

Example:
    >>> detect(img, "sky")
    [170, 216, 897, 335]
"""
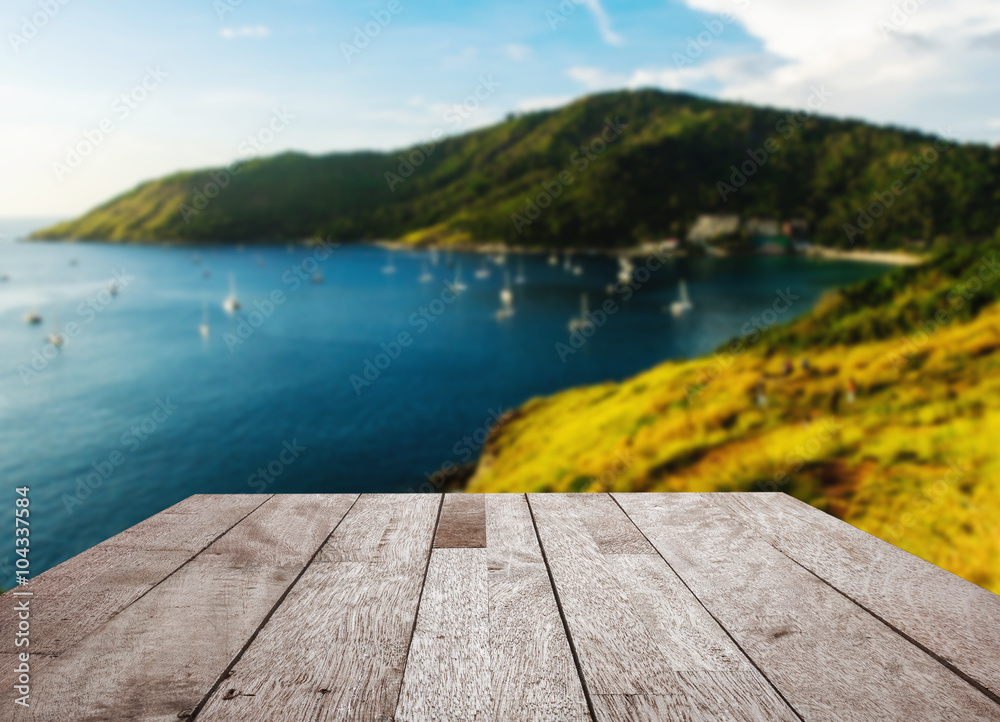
[2, 0, 999, 218]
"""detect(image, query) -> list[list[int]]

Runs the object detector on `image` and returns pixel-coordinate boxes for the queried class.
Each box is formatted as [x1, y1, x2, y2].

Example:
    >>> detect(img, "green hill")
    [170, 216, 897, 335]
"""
[34, 90, 1000, 248]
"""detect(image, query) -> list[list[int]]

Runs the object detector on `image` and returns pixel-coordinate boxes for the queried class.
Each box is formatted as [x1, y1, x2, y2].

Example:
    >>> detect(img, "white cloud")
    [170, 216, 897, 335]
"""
[220, 25, 271, 40]
[581, 0, 623, 46]
[505, 44, 533, 62]
[515, 95, 575, 112]
[570, 0, 1000, 140]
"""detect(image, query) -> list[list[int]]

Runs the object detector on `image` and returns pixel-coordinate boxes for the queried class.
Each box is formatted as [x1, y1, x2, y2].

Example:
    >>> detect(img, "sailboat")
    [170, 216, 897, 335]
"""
[568, 293, 591, 332]
[669, 279, 694, 317]
[514, 256, 527, 285]
[199, 303, 211, 339]
[48, 310, 64, 347]
[474, 259, 491, 280]
[430, 248, 440, 267]
[223, 274, 241, 314]
[451, 263, 468, 292]
[382, 251, 397, 275]
[493, 252, 507, 266]
[563, 253, 573, 272]
[496, 272, 515, 320]
[617, 256, 635, 283]
[548, 252, 558, 266]
[418, 261, 433, 283]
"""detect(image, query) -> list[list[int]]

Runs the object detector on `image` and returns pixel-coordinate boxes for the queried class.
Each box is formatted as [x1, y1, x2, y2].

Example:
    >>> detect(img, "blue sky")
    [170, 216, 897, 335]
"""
[2, 0, 999, 217]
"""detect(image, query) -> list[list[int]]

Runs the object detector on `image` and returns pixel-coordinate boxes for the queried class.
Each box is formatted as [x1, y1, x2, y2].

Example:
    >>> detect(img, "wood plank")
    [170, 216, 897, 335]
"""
[0, 495, 269, 658]
[615, 492, 1000, 720]
[9, 494, 357, 722]
[196, 493, 440, 722]
[718, 492, 1000, 702]
[101, 494, 270, 551]
[528, 493, 797, 720]
[433, 494, 487, 548]
[396, 494, 590, 721]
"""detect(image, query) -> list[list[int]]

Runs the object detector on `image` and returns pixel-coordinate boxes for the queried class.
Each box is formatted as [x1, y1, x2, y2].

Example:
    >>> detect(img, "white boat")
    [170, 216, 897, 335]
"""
[568, 293, 592, 332]
[669, 279, 694, 317]
[563, 253, 573, 271]
[514, 257, 526, 285]
[572, 264, 583, 276]
[430, 248, 440, 267]
[474, 261, 491, 280]
[382, 252, 397, 275]
[199, 303, 211, 339]
[223, 274, 241, 314]
[617, 257, 635, 283]
[548, 253, 558, 266]
[497, 272, 515, 320]
[493, 253, 507, 266]
[24, 311, 42, 325]
[418, 262, 433, 283]
[451, 263, 468, 292]
[48, 331, 64, 347]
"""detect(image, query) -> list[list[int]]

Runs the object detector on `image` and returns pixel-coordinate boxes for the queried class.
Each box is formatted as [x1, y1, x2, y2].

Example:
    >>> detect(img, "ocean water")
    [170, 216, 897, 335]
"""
[0, 225, 887, 585]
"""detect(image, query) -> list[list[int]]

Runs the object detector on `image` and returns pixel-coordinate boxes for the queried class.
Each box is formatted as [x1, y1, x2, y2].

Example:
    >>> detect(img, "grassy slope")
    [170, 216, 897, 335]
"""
[34, 90, 1000, 248]
[467, 241, 1000, 592]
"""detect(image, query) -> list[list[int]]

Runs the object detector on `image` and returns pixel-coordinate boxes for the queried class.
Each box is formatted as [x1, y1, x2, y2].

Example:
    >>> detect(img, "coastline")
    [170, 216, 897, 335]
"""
[804, 245, 927, 266]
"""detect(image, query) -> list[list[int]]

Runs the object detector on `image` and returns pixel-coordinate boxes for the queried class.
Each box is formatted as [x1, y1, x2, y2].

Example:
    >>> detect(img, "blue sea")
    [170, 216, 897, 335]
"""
[0, 218, 887, 586]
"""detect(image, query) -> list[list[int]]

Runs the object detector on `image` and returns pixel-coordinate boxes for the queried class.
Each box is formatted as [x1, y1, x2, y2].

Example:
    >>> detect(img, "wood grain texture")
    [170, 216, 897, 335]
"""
[0, 496, 268, 659]
[528, 493, 796, 720]
[196, 493, 441, 722]
[396, 494, 590, 721]
[100, 494, 269, 551]
[433, 494, 487, 548]
[615, 492, 1000, 721]
[718, 492, 1000, 702]
[8, 494, 356, 722]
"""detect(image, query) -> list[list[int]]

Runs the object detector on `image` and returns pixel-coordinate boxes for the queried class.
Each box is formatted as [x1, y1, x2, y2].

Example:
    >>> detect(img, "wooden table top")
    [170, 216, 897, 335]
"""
[3, 492, 999, 721]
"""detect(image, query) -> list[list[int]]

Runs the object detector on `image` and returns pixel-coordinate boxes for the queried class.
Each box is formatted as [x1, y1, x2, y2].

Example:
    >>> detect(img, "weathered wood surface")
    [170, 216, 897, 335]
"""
[717, 492, 1000, 702]
[614, 493, 1000, 721]
[396, 494, 589, 721]
[4, 492, 999, 722]
[8, 495, 358, 722]
[529, 494, 798, 720]
[197, 494, 440, 721]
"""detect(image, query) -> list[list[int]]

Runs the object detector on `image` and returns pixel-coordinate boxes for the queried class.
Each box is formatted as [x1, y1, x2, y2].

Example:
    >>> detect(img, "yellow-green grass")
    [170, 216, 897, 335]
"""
[468, 300, 1000, 593]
